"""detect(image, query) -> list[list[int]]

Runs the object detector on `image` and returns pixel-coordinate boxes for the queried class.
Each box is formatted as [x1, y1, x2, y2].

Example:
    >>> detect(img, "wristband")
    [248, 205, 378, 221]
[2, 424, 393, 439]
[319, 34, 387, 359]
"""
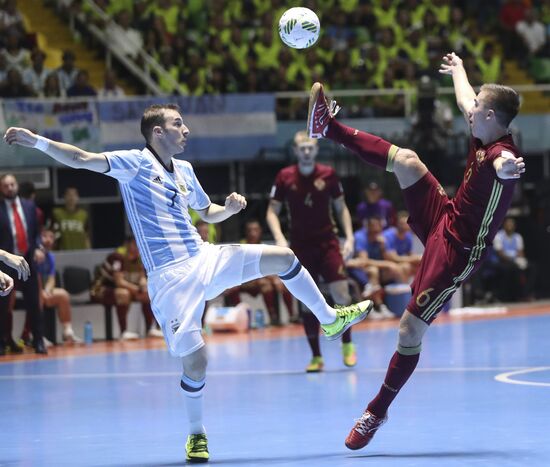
[33, 136, 49, 152]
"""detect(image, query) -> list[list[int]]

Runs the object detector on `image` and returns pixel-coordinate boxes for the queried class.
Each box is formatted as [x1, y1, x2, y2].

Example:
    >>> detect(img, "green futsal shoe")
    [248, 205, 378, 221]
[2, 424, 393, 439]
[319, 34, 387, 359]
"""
[321, 300, 374, 341]
[186, 433, 209, 463]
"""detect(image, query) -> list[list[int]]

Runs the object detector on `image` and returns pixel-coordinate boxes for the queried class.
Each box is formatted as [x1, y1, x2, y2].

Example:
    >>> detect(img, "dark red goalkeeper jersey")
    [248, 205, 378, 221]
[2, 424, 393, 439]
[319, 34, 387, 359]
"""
[271, 163, 343, 245]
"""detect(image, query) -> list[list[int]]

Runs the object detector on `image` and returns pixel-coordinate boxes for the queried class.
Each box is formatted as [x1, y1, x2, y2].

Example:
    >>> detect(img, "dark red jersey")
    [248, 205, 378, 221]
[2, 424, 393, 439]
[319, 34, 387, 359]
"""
[445, 135, 519, 251]
[271, 163, 343, 245]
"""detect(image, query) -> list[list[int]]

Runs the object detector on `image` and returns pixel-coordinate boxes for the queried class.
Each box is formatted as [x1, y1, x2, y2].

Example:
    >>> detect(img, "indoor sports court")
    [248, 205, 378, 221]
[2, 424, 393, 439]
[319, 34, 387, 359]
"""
[1, 304, 549, 466]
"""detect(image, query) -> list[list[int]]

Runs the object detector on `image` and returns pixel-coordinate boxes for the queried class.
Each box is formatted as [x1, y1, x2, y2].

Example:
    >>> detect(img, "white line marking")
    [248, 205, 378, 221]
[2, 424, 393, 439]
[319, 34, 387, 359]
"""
[494, 366, 550, 387]
[0, 366, 533, 381]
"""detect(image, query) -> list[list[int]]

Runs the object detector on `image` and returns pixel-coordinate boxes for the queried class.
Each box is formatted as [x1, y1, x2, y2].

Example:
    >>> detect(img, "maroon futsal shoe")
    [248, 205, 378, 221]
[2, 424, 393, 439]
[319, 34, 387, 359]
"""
[306, 82, 340, 138]
[345, 410, 388, 450]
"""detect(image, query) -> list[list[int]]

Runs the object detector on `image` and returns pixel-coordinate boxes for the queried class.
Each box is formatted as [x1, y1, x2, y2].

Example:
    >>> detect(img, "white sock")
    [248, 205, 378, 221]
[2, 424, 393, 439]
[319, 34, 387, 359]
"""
[181, 374, 205, 435]
[62, 323, 74, 336]
[279, 259, 335, 324]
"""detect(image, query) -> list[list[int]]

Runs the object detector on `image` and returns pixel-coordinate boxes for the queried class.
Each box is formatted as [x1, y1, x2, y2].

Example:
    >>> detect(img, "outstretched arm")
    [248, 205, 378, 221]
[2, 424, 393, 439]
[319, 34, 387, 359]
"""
[196, 192, 247, 223]
[4, 127, 109, 173]
[266, 199, 288, 248]
[439, 52, 476, 125]
[332, 196, 354, 260]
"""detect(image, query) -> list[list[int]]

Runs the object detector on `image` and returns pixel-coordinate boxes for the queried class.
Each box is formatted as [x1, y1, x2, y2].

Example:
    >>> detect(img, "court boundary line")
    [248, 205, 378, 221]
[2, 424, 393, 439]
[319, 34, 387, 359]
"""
[494, 367, 550, 387]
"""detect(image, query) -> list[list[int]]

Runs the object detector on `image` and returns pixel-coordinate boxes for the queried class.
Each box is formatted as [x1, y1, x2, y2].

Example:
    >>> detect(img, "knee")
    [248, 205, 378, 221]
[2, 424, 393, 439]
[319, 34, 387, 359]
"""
[395, 149, 426, 173]
[277, 247, 296, 272]
[398, 320, 423, 347]
[183, 352, 208, 381]
[115, 288, 130, 305]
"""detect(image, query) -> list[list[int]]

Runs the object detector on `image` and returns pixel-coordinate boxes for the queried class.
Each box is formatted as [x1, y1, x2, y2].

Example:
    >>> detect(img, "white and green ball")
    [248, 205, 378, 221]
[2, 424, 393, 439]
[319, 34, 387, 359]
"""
[278, 7, 320, 49]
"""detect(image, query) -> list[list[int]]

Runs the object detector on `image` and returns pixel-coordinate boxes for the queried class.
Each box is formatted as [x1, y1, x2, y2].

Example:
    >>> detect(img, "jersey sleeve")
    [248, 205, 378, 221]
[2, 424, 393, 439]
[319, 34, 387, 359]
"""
[187, 164, 211, 211]
[103, 149, 144, 184]
[270, 170, 286, 202]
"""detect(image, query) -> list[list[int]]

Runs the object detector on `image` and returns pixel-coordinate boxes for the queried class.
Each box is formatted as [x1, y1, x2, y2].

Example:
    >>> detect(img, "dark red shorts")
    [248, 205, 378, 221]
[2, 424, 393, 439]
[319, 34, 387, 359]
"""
[403, 172, 485, 323]
[292, 236, 347, 284]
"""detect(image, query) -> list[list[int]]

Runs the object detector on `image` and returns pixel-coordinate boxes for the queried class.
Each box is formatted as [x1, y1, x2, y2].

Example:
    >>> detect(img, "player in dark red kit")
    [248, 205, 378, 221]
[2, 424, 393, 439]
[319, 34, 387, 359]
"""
[307, 52, 525, 449]
[267, 131, 357, 372]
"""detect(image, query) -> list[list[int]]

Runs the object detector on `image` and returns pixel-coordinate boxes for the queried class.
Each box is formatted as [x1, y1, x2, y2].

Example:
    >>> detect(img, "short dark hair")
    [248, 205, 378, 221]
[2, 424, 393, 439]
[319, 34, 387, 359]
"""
[140, 104, 181, 143]
[18, 181, 36, 198]
[480, 84, 520, 128]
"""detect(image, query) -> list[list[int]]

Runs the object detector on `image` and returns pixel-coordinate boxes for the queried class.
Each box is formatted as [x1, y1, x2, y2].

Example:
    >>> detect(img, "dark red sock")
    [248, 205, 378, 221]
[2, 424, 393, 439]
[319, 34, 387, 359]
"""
[326, 120, 394, 170]
[341, 327, 352, 344]
[367, 351, 420, 417]
[282, 290, 295, 318]
[302, 312, 321, 357]
[262, 290, 279, 323]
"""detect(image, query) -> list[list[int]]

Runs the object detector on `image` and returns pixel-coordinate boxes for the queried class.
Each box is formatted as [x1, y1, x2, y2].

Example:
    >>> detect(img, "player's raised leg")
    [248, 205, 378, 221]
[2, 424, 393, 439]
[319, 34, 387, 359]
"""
[257, 245, 373, 340]
[307, 82, 428, 189]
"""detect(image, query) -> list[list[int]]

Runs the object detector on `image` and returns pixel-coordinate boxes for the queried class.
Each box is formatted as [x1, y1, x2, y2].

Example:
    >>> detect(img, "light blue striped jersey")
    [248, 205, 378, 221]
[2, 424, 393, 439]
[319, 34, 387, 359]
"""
[104, 147, 211, 273]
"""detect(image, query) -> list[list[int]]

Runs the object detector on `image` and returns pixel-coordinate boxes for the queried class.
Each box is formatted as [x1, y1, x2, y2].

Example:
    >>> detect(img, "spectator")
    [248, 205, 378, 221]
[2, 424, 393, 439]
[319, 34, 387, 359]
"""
[0, 30, 30, 72]
[91, 236, 161, 339]
[515, 9, 547, 61]
[0, 53, 8, 83]
[22, 49, 50, 96]
[493, 217, 536, 302]
[382, 211, 422, 278]
[347, 216, 409, 318]
[225, 220, 297, 326]
[355, 181, 396, 229]
[97, 69, 125, 99]
[105, 9, 143, 60]
[0, 68, 34, 98]
[42, 72, 66, 98]
[66, 69, 97, 97]
[476, 43, 503, 83]
[18, 180, 45, 229]
[35, 229, 82, 343]
[52, 187, 91, 250]
[56, 50, 79, 93]
[0, 174, 46, 354]
[0, 0, 26, 40]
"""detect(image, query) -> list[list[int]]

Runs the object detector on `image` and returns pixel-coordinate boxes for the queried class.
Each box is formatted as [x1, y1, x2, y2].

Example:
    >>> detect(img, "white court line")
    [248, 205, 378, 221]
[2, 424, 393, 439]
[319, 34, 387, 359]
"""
[0, 366, 533, 381]
[494, 367, 550, 387]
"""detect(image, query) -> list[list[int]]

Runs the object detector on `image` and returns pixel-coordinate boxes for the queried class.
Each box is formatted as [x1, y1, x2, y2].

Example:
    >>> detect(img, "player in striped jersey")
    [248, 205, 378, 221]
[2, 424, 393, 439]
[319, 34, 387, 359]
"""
[4, 103, 373, 463]
[306, 52, 525, 449]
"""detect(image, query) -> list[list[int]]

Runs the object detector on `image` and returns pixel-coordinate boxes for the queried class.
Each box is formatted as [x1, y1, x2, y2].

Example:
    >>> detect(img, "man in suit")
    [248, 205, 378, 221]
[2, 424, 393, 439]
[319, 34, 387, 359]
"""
[0, 173, 46, 354]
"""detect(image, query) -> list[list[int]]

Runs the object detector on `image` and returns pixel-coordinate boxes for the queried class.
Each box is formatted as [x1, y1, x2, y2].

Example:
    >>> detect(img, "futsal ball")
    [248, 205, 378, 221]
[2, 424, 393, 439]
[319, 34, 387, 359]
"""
[278, 7, 320, 49]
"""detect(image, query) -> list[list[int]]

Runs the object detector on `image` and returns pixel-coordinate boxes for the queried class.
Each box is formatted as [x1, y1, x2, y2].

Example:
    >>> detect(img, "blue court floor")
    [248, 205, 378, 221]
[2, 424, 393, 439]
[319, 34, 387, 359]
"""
[1, 311, 549, 467]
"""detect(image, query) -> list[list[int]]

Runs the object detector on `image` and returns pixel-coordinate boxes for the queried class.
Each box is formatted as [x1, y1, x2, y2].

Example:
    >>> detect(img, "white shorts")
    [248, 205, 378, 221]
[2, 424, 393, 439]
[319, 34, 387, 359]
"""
[147, 243, 263, 357]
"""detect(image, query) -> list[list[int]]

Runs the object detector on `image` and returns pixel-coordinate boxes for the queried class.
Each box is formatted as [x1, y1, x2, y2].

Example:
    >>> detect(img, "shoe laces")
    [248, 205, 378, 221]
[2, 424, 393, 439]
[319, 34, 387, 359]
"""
[334, 303, 360, 317]
[189, 434, 208, 453]
[353, 412, 381, 436]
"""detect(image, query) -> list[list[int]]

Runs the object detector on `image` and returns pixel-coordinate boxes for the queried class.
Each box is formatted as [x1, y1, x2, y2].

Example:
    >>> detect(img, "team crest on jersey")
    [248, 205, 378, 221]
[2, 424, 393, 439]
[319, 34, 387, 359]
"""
[177, 182, 188, 194]
[314, 178, 326, 191]
[476, 149, 486, 165]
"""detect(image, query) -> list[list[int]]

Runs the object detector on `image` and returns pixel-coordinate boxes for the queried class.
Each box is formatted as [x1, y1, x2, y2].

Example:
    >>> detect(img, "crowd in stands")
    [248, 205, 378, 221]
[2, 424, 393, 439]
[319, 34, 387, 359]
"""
[51, 0, 550, 115]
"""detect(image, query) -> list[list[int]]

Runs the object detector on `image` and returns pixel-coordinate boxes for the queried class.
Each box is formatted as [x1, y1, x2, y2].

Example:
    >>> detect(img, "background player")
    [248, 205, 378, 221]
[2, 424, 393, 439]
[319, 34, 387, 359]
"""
[3, 104, 372, 463]
[306, 52, 525, 449]
[267, 131, 357, 372]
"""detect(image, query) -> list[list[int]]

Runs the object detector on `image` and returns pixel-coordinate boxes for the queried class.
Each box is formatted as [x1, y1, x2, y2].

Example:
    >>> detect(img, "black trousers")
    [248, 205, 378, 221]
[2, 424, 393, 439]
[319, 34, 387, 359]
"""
[0, 263, 43, 344]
